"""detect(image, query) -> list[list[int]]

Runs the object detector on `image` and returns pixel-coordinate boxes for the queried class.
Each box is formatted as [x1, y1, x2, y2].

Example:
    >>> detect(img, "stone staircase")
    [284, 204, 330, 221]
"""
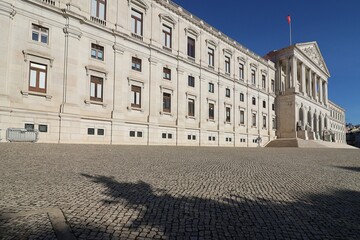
[265, 138, 358, 149]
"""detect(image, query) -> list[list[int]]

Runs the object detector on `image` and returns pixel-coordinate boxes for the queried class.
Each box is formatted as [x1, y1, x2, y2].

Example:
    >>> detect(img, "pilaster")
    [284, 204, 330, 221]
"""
[301, 63, 306, 95]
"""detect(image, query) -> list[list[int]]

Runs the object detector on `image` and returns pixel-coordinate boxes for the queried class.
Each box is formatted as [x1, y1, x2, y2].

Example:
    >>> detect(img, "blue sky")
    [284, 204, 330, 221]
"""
[172, 0, 360, 124]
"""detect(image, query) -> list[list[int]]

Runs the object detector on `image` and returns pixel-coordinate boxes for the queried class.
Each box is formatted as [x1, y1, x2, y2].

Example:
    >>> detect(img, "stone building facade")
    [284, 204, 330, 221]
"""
[0, 0, 345, 145]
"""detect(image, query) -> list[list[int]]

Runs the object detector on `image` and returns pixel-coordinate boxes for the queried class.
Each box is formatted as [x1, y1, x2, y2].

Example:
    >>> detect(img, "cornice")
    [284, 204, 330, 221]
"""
[0, 1, 16, 19]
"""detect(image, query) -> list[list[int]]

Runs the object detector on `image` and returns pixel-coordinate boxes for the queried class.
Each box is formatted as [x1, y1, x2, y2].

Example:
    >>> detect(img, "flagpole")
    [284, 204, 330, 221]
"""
[289, 20, 292, 46]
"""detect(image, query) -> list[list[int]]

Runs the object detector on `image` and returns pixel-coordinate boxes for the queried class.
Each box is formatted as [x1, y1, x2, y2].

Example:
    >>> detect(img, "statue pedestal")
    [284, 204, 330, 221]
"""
[297, 130, 308, 140]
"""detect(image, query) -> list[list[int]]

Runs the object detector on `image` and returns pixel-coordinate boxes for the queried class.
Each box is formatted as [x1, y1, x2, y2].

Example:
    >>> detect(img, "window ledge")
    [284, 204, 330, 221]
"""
[21, 90, 52, 100]
[208, 65, 214, 69]
[127, 106, 144, 112]
[160, 111, 173, 117]
[131, 33, 143, 41]
[187, 56, 195, 62]
[162, 46, 172, 52]
[207, 119, 215, 122]
[239, 124, 245, 127]
[84, 100, 107, 108]
[186, 115, 196, 120]
[224, 121, 232, 125]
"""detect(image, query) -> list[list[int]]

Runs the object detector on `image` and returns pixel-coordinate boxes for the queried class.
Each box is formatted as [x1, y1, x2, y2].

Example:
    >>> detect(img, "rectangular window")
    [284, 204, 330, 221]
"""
[225, 56, 230, 74]
[131, 85, 141, 108]
[162, 133, 167, 139]
[188, 76, 195, 87]
[226, 107, 231, 123]
[272, 118, 276, 129]
[263, 100, 266, 108]
[131, 9, 143, 36]
[38, 124, 48, 133]
[32, 24, 49, 44]
[263, 116, 267, 128]
[239, 63, 244, 80]
[90, 76, 103, 102]
[271, 80, 275, 92]
[272, 103, 275, 111]
[91, 43, 104, 61]
[163, 93, 171, 113]
[252, 113, 256, 127]
[129, 131, 136, 137]
[29, 62, 47, 93]
[162, 25, 172, 48]
[209, 83, 214, 93]
[225, 88, 230, 98]
[251, 70, 256, 85]
[187, 134, 192, 140]
[168, 133, 172, 139]
[240, 110, 245, 125]
[97, 129, 105, 135]
[240, 93, 244, 102]
[163, 67, 171, 80]
[208, 47, 214, 67]
[262, 75, 266, 89]
[188, 98, 195, 117]
[25, 123, 35, 131]
[88, 128, 95, 135]
[91, 0, 106, 20]
[252, 97, 256, 105]
[187, 37, 195, 58]
[131, 57, 142, 71]
[137, 131, 143, 138]
[192, 135, 196, 140]
[209, 103, 214, 120]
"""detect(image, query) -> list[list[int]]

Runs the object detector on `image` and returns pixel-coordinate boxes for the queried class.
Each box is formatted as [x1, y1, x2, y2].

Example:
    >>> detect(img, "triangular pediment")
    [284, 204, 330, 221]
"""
[296, 42, 330, 76]
[128, 0, 149, 11]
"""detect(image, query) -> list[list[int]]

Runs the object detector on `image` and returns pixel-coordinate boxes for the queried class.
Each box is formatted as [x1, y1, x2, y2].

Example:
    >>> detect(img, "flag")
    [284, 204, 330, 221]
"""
[287, 15, 291, 25]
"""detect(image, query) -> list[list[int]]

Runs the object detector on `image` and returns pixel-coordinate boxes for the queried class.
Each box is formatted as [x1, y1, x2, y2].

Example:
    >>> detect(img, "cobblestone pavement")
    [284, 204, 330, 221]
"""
[0, 143, 359, 240]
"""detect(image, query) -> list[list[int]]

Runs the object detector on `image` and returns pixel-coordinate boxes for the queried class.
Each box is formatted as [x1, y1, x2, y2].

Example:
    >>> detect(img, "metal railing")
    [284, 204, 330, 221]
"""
[6, 128, 39, 143]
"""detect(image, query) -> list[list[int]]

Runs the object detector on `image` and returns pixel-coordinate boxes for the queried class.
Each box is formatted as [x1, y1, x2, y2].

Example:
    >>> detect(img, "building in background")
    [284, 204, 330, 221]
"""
[0, 0, 346, 146]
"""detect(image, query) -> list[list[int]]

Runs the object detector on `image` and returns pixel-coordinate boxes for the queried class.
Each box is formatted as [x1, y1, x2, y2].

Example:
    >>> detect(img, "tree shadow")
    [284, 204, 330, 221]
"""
[80, 173, 360, 239]
[335, 166, 360, 173]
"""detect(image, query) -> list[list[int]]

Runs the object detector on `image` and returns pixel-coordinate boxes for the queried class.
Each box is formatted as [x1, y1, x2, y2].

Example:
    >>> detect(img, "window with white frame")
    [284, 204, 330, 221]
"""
[91, 0, 106, 20]
[240, 93, 244, 102]
[31, 24, 49, 44]
[225, 107, 231, 123]
[251, 69, 256, 85]
[29, 62, 47, 93]
[209, 82, 214, 93]
[131, 9, 143, 36]
[187, 37, 195, 58]
[240, 110, 245, 125]
[209, 103, 215, 120]
[163, 67, 171, 80]
[225, 88, 230, 98]
[263, 115, 267, 128]
[225, 56, 230, 74]
[263, 100, 266, 108]
[271, 79, 275, 92]
[91, 43, 104, 61]
[272, 117, 276, 129]
[163, 92, 171, 113]
[188, 76, 195, 87]
[208, 47, 214, 67]
[188, 98, 195, 117]
[90, 76, 103, 102]
[252, 113, 256, 127]
[162, 24, 172, 48]
[131, 85, 141, 108]
[239, 63, 244, 80]
[252, 97, 256, 105]
[132, 57, 142, 71]
[262, 75, 266, 89]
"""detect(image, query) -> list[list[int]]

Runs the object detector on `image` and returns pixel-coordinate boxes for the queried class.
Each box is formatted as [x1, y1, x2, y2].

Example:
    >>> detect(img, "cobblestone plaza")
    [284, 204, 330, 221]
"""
[0, 143, 359, 239]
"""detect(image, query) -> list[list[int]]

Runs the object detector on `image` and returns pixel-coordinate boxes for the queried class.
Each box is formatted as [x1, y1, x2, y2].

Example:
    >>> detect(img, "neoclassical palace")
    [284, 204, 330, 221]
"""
[0, 0, 346, 146]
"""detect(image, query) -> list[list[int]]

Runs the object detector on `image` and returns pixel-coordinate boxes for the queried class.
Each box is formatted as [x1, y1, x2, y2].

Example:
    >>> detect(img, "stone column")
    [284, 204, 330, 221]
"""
[301, 63, 306, 95]
[324, 82, 328, 105]
[313, 74, 317, 101]
[285, 58, 290, 90]
[319, 78, 323, 104]
[291, 56, 298, 91]
[309, 69, 313, 99]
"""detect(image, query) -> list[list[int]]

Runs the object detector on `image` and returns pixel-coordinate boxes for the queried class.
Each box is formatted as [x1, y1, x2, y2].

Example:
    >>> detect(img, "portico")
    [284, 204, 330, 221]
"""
[266, 42, 331, 141]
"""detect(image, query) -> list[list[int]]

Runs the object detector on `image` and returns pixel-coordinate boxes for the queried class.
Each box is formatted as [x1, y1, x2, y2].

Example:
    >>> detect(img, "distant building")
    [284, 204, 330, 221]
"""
[0, 0, 346, 146]
[347, 126, 360, 148]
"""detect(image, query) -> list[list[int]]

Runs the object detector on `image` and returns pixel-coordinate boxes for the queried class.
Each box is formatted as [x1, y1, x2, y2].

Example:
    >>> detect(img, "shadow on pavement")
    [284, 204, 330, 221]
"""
[79, 173, 360, 239]
[335, 166, 360, 173]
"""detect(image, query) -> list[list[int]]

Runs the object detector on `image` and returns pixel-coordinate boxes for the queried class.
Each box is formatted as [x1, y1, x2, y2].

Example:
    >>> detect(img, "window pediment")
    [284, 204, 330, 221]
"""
[184, 27, 199, 39]
[128, 0, 149, 12]
[206, 39, 217, 48]
[159, 14, 177, 27]
[223, 48, 233, 56]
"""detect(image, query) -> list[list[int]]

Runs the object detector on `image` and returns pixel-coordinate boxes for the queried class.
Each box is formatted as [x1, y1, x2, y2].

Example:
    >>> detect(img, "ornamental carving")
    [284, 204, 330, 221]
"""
[302, 46, 325, 72]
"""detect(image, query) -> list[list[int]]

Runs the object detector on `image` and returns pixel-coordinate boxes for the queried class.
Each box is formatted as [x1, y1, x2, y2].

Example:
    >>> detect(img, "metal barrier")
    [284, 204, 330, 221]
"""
[6, 128, 39, 142]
